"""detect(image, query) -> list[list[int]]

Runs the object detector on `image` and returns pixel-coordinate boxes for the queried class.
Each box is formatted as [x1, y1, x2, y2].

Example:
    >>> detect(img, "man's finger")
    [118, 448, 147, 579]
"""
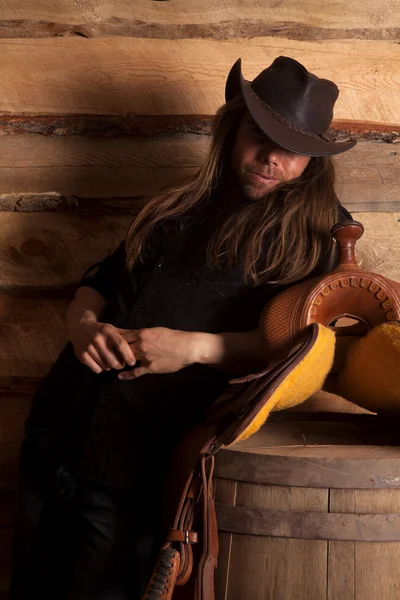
[91, 340, 124, 370]
[125, 342, 145, 360]
[120, 330, 139, 344]
[87, 345, 110, 371]
[81, 352, 103, 374]
[111, 336, 136, 366]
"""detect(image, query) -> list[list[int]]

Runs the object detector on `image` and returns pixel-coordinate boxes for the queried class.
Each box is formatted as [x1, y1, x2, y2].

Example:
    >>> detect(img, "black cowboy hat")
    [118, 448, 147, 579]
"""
[225, 56, 357, 156]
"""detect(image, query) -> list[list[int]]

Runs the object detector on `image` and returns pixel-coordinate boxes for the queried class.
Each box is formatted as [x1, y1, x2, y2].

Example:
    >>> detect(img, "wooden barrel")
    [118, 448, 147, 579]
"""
[213, 412, 400, 600]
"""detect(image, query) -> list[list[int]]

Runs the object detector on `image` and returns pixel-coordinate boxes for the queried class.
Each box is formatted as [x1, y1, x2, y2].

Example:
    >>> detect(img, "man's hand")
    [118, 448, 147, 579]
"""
[70, 318, 136, 374]
[117, 327, 269, 380]
[118, 327, 197, 380]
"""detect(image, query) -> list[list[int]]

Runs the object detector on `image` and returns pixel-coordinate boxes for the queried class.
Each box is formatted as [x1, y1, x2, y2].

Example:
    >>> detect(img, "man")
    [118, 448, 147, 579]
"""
[11, 56, 356, 600]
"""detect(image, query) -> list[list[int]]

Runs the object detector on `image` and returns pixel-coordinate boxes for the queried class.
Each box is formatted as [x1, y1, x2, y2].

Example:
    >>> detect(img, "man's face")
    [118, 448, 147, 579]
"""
[231, 112, 311, 200]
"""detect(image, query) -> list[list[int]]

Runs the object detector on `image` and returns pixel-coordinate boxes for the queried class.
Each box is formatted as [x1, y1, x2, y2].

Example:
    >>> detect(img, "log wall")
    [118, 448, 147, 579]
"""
[0, 1, 399, 596]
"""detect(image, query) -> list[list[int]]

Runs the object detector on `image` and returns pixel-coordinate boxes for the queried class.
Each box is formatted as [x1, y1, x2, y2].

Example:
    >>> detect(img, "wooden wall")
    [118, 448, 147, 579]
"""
[0, 1, 399, 597]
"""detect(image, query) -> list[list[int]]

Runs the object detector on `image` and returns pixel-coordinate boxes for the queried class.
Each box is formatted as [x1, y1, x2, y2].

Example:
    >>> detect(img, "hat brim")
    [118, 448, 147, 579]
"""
[225, 59, 357, 157]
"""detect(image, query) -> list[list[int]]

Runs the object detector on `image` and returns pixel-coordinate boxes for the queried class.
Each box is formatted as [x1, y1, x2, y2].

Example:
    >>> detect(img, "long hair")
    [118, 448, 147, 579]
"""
[125, 94, 341, 286]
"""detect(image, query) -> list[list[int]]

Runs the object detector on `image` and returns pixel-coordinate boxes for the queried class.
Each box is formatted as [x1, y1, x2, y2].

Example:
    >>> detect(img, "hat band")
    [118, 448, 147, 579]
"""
[248, 86, 332, 143]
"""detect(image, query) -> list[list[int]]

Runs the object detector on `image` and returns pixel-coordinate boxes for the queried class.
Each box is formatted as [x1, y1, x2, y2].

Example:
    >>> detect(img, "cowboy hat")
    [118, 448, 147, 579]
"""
[225, 56, 357, 156]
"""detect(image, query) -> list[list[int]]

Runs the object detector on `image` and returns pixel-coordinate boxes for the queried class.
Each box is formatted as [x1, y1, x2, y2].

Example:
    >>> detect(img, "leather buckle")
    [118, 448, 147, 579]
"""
[185, 530, 197, 545]
[167, 528, 198, 545]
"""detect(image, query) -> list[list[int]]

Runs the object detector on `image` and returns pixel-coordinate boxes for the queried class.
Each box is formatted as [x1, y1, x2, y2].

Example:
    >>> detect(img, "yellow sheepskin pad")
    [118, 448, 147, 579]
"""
[338, 321, 400, 413]
[233, 325, 336, 443]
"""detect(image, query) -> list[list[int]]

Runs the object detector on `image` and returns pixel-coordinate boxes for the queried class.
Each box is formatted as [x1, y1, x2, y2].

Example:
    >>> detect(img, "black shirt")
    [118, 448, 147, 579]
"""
[26, 205, 351, 488]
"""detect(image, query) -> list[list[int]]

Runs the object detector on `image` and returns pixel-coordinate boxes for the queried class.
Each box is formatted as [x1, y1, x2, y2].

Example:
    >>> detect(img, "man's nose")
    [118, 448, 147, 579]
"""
[259, 141, 286, 166]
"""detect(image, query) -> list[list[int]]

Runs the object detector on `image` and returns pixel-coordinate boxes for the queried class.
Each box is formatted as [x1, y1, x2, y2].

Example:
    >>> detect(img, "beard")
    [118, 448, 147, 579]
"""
[236, 163, 286, 201]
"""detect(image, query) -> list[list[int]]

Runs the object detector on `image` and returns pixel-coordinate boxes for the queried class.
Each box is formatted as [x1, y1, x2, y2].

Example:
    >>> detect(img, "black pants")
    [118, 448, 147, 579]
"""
[10, 436, 164, 600]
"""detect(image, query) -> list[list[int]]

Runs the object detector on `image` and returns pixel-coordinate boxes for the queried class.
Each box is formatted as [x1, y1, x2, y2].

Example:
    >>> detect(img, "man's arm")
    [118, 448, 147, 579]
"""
[65, 286, 107, 335]
[192, 329, 268, 374]
[67, 290, 267, 377]
[118, 327, 269, 380]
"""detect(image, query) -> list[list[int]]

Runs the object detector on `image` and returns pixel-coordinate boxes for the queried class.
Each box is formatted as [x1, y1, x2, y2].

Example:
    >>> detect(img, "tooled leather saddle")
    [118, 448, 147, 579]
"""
[142, 220, 400, 600]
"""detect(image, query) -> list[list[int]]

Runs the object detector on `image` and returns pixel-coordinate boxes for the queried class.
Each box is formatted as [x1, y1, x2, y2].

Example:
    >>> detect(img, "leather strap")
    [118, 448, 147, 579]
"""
[167, 530, 198, 544]
[196, 456, 218, 600]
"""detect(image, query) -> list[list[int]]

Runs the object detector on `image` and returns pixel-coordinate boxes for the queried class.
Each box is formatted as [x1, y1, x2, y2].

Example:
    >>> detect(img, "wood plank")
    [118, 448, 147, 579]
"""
[0, 211, 397, 292]
[0, 167, 197, 201]
[0, 136, 398, 211]
[353, 212, 400, 282]
[218, 481, 327, 599]
[226, 535, 327, 600]
[0, 212, 131, 291]
[0, 135, 208, 169]
[330, 489, 400, 514]
[214, 479, 237, 600]
[335, 142, 400, 209]
[0, 38, 399, 125]
[329, 489, 400, 600]
[355, 544, 400, 600]
[235, 482, 328, 512]
[328, 541, 355, 600]
[0, 134, 204, 200]
[1, 115, 399, 141]
[0, 296, 68, 378]
[0, 114, 216, 137]
[0, 21, 399, 43]
[0, 194, 145, 213]
[0, 0, 399, 40]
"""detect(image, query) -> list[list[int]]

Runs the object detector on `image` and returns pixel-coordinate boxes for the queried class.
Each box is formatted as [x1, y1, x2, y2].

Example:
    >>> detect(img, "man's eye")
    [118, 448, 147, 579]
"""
[252, 128, 267, 138]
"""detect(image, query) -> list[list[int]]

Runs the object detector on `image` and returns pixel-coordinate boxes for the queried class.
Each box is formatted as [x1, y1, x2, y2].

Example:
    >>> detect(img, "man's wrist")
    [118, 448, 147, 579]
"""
[66, 310, 98, 337]
[78, 310, 98, 325]
[189, 332, 224, 366]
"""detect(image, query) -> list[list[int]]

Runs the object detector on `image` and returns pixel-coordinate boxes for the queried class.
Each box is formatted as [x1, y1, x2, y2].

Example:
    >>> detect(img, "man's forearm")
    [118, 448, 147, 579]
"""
[65, 286, 107, 337]
[191, 329, 268, 374]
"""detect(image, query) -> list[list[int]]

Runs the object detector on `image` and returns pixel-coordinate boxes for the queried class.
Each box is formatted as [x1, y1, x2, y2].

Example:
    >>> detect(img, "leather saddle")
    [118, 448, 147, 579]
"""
[141, 220, 400, 600]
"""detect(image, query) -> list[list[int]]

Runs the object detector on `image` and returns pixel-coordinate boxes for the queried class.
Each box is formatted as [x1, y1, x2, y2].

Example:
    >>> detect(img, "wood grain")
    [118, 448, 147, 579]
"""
[329, 488, 400, 599]
[0, 136, 398, 212]
[335, 142, 400, 209]
[0, 38, 399, 125]
[216, 416, 400, 599]
[0, 135, 208, 169]
[0, 296, 68, 378]
[354, 212, 400, 282]
[0, 0, 398, 40]
[224, 534, 327, 599]
[0, 20, 399, 42]
[1, 115, 399, 141]
[0, 114, 215, 137]
[215, 478, 327, 600]
[327, 541, 355, 600]
[216, 504, 400, 541]
[1, 212, 394, 294]
[214, 479, 237, 600]
[0, 212, 131, 291]
[0, 134, 204, 200]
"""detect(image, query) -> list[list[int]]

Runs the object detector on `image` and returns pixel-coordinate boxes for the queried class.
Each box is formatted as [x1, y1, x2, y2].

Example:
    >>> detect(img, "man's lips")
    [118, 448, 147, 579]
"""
[249, 171, 279, 184]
